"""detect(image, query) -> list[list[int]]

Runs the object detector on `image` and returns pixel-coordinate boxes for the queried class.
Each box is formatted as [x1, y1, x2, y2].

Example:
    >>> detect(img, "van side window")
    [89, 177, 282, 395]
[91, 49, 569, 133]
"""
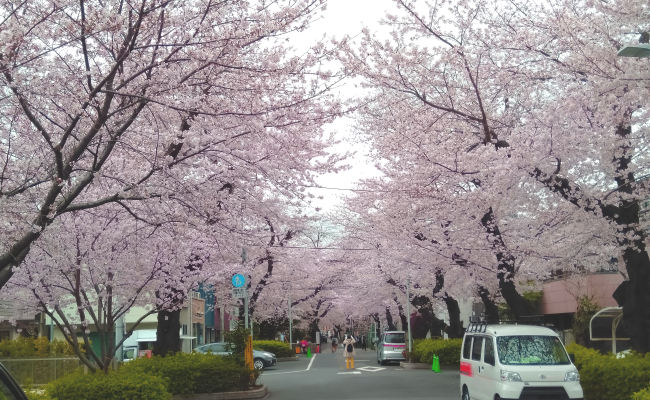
[484, 337, 495, 366]
[462, 336, 473, 360]
[472, 337, 484, 361]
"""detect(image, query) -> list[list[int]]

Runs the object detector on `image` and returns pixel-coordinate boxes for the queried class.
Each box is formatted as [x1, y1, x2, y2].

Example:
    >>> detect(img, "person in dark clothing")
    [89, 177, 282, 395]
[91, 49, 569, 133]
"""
[360, 336, 367, 351]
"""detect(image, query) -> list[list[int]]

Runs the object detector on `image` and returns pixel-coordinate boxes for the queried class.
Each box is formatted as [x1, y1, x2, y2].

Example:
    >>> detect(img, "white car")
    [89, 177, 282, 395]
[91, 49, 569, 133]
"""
[460, 322, 584, 400]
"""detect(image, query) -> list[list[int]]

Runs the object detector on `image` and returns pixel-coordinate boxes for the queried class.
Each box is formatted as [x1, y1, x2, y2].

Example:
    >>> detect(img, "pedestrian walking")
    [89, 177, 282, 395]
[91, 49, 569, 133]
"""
[361, 336, 367, 351]
[331, 336, 338, 353]
[343, 334, 356, 369]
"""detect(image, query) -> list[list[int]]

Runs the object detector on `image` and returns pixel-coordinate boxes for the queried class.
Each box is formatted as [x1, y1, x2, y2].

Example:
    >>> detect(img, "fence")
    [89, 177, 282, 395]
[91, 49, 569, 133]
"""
[0, 357, 81, 386]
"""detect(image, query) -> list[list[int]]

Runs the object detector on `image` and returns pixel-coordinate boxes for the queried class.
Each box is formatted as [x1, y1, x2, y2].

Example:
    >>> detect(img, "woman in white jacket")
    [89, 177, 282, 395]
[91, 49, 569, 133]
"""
[343, 334, 356, 369]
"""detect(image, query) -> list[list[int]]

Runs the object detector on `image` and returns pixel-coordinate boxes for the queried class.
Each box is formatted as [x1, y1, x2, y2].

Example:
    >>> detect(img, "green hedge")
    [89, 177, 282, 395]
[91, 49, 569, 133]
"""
[44, 371, 169, 400]
[566, 344, 650, 400]
[253, 340, 292, 358]
[633, 387, 650, 400]
[409, 338, 462, 365]
[121, 352, 259, 395]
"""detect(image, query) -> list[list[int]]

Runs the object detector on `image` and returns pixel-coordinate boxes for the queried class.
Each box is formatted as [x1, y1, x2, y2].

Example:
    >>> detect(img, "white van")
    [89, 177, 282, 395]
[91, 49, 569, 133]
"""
[376, 331, 406, 365]
[460, 322, 583, 400]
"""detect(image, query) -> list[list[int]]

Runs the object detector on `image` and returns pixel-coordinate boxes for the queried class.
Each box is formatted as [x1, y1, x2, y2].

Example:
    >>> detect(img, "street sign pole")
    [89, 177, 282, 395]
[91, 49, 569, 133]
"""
[288, 292, 292, 345]
[406, 275, 412, 354]
[244, 286, 249, 337]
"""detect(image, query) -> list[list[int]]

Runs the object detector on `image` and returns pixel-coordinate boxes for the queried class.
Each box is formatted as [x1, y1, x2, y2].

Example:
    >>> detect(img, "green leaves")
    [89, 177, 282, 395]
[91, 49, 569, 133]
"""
[409, 338, 463, 365]
[253, 340, 292, 357]
[567, 343, 650, 400]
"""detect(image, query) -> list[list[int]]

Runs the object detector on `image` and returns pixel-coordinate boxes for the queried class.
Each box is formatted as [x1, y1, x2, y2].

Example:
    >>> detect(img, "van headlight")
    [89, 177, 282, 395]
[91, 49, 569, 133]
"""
[500, 370, 522, 382]
[564, 370, 580, 381]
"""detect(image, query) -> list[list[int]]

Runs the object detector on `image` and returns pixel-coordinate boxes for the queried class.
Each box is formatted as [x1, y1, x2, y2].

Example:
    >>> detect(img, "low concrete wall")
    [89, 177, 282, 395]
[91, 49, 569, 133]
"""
[172, 385, 267, 400]
[400, 362, 430, 370]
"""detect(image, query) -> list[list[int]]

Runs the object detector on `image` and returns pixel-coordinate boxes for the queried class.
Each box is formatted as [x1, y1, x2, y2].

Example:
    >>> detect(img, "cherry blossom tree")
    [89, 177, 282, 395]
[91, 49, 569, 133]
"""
[0, 0, 345, 292]
[1, 208, 211, 372]
[337, 0, 650, 350]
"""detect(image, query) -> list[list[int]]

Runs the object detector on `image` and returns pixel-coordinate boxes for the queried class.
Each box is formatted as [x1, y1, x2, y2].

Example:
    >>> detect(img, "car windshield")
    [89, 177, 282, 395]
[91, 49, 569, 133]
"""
[385, 333, 405, 344]
[496, 335, 570, 365]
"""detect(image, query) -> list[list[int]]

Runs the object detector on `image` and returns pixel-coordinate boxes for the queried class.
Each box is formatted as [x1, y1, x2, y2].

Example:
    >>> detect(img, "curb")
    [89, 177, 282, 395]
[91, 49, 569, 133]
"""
[399, 362, 459, 371]
[400, 362, 430, 369]
[172, 385, 268, 400]
[276, 356, 299, 362]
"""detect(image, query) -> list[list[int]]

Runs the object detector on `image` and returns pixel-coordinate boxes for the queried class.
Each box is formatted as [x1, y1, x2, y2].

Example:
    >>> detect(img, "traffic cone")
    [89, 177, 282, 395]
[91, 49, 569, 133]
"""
[307, 347, 312, 358]
[432, 355, 441, 373]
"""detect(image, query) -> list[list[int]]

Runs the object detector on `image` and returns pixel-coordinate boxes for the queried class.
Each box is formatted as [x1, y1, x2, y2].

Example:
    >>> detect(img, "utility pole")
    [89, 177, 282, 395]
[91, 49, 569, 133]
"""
[406, 275, 412, 353]
[288, 292, 292, 345]
[219, 294, 225, 342]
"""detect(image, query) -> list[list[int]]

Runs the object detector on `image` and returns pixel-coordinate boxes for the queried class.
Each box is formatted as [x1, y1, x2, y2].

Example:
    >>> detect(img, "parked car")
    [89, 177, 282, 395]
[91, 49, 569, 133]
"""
[194, 342, 277, 369]
[0, 362, 29, 400]
[376, 331, 406, 365]
[460, 322, 584, 400]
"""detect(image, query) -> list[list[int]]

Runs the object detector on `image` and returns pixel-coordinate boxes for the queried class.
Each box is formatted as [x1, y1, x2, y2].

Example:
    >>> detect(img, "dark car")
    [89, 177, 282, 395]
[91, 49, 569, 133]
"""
[0, 362, 29, 400]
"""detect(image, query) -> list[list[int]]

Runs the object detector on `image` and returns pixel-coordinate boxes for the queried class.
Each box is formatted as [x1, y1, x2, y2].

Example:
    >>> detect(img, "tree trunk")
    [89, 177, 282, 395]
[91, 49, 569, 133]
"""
[481, 208, 537, 318]
[613, 245, 650, 353]
[478, 286, 500, 321]
[385, 306, 397, 331]
[443, 295, 464, 338]
[153, 310, 182, 357]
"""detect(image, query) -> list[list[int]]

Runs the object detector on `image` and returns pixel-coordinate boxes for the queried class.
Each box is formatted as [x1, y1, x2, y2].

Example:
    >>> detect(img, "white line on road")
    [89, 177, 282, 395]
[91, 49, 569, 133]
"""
[264, 355, 316, 376]
[337, 372, 361, 374]
[306, 354, 316, 370]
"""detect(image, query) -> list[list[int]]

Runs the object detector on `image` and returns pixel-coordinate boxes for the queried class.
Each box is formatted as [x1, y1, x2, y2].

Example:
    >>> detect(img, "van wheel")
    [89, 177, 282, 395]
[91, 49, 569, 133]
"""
[253, 358, 265, 369]
[379, 359, 386, 366]
[462, 387, 470, 400]
[494, 395, 501, 400]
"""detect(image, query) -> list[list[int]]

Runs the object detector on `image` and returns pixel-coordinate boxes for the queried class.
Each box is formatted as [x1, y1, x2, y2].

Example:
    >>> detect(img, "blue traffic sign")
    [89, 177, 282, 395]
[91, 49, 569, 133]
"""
[232, 274, 245, 288]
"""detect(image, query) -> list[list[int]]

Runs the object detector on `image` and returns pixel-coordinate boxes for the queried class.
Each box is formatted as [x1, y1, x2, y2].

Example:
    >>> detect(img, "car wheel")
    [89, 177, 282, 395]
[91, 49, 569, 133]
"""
[379, 359, 386, 366]
[253, 358, 265, 369]
[462, 386, 470, 400]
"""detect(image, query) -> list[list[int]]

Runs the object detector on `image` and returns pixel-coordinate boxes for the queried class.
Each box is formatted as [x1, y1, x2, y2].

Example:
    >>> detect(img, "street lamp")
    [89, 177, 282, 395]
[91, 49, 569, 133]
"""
[617, 44, 650, 58]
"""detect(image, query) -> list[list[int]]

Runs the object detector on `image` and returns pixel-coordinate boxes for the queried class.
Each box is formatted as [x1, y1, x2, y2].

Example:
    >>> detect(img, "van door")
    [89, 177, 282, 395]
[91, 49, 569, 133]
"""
[469, 336, 484, 399]
[460, 335, 475, 399]
[475, 336, 498, 400]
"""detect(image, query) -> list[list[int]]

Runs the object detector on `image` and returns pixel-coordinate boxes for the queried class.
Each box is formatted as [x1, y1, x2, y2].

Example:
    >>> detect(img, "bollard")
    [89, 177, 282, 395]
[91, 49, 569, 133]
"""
[307, 347, 312, 358]
[432, 355, 441, 373]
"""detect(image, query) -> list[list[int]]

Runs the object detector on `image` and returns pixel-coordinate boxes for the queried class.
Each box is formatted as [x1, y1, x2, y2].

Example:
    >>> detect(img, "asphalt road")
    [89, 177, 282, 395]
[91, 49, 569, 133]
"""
[259, 343, 460, 400]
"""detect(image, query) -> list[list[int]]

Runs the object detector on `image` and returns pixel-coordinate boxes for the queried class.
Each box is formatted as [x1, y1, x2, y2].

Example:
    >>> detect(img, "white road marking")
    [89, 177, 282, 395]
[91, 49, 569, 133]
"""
[263, 354, 316, 376]
[306, 354, 316, 370]
[338, 372, 361, 374]
[357, 366, 385, 372]
[262, 370, 307, 376]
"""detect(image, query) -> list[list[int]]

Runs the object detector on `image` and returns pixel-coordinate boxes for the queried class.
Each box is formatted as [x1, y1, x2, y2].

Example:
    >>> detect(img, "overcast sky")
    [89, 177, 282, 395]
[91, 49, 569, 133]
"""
[286, 0, 397, 212]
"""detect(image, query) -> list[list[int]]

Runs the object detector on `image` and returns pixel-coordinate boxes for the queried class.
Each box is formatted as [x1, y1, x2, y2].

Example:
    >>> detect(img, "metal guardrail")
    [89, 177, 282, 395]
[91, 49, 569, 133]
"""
[0, 357, 82, 386]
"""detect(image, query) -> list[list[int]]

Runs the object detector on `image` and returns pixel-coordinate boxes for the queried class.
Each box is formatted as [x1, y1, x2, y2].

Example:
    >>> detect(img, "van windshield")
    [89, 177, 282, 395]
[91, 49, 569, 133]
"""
[496, 336, 570, 365]
[385, 333, 405, 344]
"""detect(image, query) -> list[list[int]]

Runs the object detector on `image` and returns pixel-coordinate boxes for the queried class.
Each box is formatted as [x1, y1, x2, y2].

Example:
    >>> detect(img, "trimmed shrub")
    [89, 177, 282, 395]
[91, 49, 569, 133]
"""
[0, 337, 79, 358]
[566, 344, 650, 400]
[633, 386, 650, 400]
[253, 340, 292, 357]
[409, 338, 462, 366]
[45, 371, 170, 400]
[121, 352, 260, 395]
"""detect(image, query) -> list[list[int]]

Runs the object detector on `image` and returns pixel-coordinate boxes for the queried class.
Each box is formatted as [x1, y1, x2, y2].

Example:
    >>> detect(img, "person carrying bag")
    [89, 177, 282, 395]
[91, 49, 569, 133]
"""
[343, 334, 356, 369]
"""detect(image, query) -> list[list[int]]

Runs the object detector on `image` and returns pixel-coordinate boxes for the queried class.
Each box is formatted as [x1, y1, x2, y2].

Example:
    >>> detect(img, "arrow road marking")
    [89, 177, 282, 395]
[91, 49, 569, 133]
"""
[357, 366, 386, 372]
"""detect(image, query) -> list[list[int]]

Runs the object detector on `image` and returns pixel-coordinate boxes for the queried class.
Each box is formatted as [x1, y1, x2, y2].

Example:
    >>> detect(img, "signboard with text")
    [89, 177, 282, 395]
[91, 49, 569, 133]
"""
[232, 287, 246, 298]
